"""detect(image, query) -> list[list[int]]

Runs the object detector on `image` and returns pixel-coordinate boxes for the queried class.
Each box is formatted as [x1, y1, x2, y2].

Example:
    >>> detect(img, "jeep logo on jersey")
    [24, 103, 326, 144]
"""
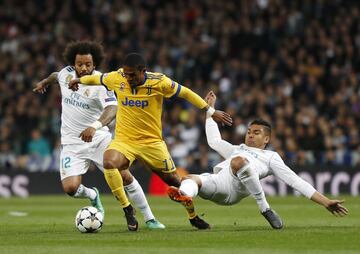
[121, 97, 149, 109]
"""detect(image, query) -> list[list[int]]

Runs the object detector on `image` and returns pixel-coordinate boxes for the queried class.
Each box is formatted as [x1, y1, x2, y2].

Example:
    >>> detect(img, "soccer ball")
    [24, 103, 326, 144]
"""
[75, 206, 104, 233]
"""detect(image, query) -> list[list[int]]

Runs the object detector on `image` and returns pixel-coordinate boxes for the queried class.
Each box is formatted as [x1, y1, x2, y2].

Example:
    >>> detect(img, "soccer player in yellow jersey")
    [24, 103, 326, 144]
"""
[69, 53, 232, 230]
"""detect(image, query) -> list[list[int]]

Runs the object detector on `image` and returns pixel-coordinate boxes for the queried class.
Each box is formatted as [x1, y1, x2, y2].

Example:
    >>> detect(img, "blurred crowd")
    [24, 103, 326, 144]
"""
[0, 0, 359, 173]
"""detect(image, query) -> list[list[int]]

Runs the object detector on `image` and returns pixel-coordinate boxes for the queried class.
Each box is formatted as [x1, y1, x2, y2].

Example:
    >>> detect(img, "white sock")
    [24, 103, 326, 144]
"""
[236, 165, 270, 213]
[73, 184, 97, 200]
[124, 179, 154, 222]
[179, 179, 198, 197]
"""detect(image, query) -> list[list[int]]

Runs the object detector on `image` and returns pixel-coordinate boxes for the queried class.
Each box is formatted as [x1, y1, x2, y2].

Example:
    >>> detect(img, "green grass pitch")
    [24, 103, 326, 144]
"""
[0, 195, 359, 254]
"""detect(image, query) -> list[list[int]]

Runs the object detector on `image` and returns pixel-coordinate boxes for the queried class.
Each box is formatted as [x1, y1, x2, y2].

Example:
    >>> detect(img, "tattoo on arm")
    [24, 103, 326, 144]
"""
[45, 72, 59, 86]
[98, 105, 117, 126]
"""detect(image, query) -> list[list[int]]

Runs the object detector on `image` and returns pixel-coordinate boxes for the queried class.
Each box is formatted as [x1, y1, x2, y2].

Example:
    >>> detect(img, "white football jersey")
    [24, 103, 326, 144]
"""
[57, 66, 117, 145]
[206, 118, 316, 199]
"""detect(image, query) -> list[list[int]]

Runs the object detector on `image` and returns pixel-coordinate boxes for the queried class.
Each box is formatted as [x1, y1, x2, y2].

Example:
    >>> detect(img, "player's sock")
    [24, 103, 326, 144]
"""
[236, 164, 270, 213]
[73, 184, 97, 200]
[179, 179, 198, 197]
[124, 178, 155, 222]
[184, 201, 196, 219]
[104, 168, 130, 208]
[178, 180, 198, 219]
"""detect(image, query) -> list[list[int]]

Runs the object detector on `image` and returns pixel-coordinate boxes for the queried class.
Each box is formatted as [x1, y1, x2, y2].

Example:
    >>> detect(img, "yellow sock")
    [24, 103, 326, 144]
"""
[185, 203, 196, 219]
[104, 168, 130, 208]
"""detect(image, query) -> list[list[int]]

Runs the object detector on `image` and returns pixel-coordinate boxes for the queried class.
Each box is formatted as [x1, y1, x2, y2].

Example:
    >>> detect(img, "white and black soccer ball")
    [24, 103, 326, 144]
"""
[75, 206, 104, 233]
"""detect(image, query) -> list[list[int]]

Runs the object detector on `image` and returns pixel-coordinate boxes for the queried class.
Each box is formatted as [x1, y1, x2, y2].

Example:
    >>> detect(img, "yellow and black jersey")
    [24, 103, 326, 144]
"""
[79, 68, 208, 144]
[101, 69, 181, 144]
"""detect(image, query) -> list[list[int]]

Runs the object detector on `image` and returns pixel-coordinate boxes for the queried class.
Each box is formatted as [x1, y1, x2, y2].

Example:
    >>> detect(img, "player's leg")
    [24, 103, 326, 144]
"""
[62, 175, 96, 199]
[142, 141, 210, 229]
[231, 156, 270, 212]
[60, 146, 100, 212]
[61, 175, 101, 210]
[231, 156, 283, 229]
[121, 169, 165, 229]
[164, 173, 211, 229]
[179, 175, 202, 197]
[167, 174, 201, 202]
[103, 148, 138, 231]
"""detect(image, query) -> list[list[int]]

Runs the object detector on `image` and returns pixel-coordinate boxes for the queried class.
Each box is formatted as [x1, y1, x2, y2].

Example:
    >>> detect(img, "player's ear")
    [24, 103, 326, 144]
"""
[264, 135, 270, 145]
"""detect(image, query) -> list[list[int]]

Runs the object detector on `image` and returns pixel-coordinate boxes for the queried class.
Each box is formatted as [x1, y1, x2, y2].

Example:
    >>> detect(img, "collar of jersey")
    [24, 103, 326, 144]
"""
[130, 72, 147, 88]
[141, 72, 147, 85]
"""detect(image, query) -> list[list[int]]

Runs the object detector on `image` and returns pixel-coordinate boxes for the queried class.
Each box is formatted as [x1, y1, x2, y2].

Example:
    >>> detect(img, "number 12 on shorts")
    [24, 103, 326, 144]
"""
[162, 158, 175, 172]
[61, 157, 71, 169]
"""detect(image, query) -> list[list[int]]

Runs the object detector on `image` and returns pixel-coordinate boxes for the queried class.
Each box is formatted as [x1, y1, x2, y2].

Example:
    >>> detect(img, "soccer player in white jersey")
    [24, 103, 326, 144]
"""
[168, 91, 348, 229]
[33, 41, 165, 230]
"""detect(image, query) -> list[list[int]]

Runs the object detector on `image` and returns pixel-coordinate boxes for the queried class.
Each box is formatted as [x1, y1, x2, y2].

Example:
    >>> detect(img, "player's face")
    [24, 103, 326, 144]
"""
[245, 124, 270, 149]
[74, 54, 95, 77]
[123, 66, 145, 86]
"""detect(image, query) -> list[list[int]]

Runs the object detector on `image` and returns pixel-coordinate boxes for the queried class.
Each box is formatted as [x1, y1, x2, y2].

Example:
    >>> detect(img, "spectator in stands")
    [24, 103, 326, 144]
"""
[0, 0, 359, 171]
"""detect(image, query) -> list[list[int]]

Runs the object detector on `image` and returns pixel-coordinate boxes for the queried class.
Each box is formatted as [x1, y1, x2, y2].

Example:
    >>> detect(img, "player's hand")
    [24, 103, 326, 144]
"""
[68, 78, 81, 91]
[79, 127, 96, 142]
[212, 110, 233, 126]
[205, 91, 216, 107]
[33, 80, 49, 94]
[326, 200, 348, 217]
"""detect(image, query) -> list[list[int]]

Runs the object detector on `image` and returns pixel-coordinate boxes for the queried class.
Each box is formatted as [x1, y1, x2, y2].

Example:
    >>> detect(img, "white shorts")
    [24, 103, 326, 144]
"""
[59, 133, 111, 180]
[198, 167, 249, 206]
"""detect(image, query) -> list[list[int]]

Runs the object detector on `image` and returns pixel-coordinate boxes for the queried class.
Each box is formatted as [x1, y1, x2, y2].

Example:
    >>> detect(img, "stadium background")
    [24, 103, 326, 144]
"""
[0, 0, 359, 197]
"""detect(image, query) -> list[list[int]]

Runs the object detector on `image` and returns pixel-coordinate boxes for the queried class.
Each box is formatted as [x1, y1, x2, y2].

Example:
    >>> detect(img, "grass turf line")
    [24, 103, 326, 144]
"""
[0, 195, 359, 254]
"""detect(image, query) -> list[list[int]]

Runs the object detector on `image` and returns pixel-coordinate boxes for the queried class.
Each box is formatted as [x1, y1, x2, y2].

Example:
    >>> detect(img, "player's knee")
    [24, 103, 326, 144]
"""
[236, 163, 257, 181]
[230, 157, 246, 171]
[63, 184, 79, 196]
[181, 175, 202, 188]
[103, 158, 119, 169]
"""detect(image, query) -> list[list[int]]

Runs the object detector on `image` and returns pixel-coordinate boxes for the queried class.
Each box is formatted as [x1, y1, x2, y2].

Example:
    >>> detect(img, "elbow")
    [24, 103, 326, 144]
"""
[207, 139, 221, 151]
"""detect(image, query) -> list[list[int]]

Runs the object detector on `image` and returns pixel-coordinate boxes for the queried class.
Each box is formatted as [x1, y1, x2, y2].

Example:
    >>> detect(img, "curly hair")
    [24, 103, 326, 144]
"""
[63, 41, 105, 67]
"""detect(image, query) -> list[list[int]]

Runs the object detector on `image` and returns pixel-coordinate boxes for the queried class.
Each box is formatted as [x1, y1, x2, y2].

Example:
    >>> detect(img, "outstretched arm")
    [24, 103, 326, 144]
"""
[270, 153, 348, 217]
[33, 72, 59, 94]
[79, 105, 117, 142]
[68, 74, 101, 91]
[178, 87, 232, 126]
[310, 191, 348, 217]
[205, 91, 236, 159]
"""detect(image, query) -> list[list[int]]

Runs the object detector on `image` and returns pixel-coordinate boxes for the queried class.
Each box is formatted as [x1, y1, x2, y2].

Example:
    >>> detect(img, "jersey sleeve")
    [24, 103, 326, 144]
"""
[269, 153, 316, 198]
[57, 66, 74, 87]
[57, 70, 64, 86]
[100, 71, 119, 91]
[177, 85, 208, 109]
[161, 76, 181, 98]
[98, 87, 118, 108]
[206, 117, 236, 159]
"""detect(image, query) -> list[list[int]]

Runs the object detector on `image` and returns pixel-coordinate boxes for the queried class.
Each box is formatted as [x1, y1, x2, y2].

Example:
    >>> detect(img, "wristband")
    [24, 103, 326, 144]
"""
[206, 106, 215, 118]
[90, 120, 103, 130]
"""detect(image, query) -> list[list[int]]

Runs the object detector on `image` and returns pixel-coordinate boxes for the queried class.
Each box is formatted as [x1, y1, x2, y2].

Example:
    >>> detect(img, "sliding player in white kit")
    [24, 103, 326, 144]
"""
[168, 91, 348, 229]
[33, 41, 165, 230]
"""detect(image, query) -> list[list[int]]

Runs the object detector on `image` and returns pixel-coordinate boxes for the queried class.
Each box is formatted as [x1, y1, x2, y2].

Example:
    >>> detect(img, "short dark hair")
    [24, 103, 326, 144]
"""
[63, 41, 104, 67]
[123, 53, 146, 70]
[250, 118, 272, 136]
